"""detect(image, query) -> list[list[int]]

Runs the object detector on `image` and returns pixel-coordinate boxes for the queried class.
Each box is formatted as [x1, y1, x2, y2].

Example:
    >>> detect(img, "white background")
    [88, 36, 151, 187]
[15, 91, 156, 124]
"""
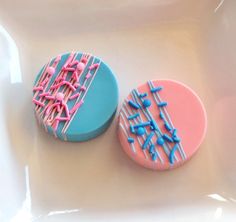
[0, 0, 236, 221]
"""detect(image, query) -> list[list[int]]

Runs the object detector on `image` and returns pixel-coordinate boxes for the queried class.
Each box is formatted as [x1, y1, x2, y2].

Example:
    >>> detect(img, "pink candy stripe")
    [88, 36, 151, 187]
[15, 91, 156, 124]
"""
[70, 60, 79, 66]
[33, 86, 43, 91]
[85, 72, 92, 79]
[34, 55, 64, 112]
[53, 119, 59, 130]
[63, 81, 76, 91]
[36, 54, 93, 134]
[55, 117, 70, 121]
[51, 81, 76, 91]
[32, 99, 44, 107]
[62, 58, 99, 134]
[80, 85, 86, 91]
[45, 95, 55, 100]
[69, 92, 80, 100]
[42, 54, 86, 124]
[72, 72, 79, 82]
[57, 105, 61, 112]
[46, 102, 60, 115]
[51, 103, 71, 129]
[63, 67, 75, 72]
[69, 100, 84, 114]
[63, 54, 74, 68]
[62, 101, 70, 118]
[41, 77, 50, 85]
[88, 63, 99, 70]
[39, 92, 50, 97]
[50, 82, 62, 90]
[55, 55, 62, 63]
[37, 53, 77, 116]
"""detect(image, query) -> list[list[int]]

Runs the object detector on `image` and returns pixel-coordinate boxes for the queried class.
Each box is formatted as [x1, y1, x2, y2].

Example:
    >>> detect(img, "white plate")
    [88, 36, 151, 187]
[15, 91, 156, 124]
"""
[0, 0, 236, 221]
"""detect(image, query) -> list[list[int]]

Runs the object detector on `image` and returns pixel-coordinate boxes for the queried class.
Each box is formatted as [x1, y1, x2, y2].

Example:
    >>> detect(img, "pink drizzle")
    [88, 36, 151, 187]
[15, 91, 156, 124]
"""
[33, 86, 44, 92]
[85, 72, 92, 79]
[70, 100, 84, 114]
[63, 67, 75, 72]
[39, 92, 50, 97]
[50, 80, 76, 91]
[89, 63, 99, 70]
[69, 92, 80, 100]
[32, 99, 44, 107]
[33, 53, 99, 134]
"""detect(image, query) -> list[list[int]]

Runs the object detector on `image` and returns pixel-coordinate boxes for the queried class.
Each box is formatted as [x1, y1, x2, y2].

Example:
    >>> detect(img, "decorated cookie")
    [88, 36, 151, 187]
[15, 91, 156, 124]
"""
[118, 80, 207, 170]
[32, 52, 118, 142]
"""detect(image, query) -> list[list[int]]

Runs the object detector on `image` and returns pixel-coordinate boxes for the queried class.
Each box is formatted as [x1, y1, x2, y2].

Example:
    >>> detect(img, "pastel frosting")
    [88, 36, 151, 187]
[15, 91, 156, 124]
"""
[118, 80, 207, 170]
[32, 52, 118, 142]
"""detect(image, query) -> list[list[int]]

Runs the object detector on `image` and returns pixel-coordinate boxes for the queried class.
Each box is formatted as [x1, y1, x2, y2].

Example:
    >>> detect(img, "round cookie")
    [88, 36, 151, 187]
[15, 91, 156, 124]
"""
[118, 80, 207, 170]
[32, 52, 118, 142]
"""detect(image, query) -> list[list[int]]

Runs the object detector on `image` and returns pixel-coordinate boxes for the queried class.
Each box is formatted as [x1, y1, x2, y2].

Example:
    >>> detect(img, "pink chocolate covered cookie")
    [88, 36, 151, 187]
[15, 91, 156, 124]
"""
[118, 80, 207, 170]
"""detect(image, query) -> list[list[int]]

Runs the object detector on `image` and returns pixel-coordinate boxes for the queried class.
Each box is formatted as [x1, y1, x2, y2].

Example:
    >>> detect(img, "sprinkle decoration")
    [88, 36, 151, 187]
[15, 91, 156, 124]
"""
[128, 100, 140, 109]
[128, 113, 140, 120]
[122, 101, 163, 163]
[32, 52, 101, 139]
[128, 137, 135, 143]
[136, 127, 145, 136]
[119, 80, 186, 165]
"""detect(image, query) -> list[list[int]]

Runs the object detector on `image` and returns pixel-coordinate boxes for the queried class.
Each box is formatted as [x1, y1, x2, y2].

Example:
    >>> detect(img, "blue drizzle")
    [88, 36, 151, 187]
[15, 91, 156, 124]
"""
[124, 103, 163, 163]
[142, 132, 155, 150]
[128, 100, 140, 109]
[147, 81, 186, 161]
[131, 90, 178, 162]
[164, 122, 172, 131]
[142, 99, 151, 108]
[172, 129, 177, 136]
[171, 129, 180, 142]
[128, 113, 140, 120]
[156, 137, 165, 146]
[139, 92, 148, 98]
[173, 136, 181, 143]
[136, 127, 145, 136]
[133, 121, 150, 128]
[151, 86, 163, 93]
[149, 144, 155, 154]
[149, 144, 158, 161]
[158, 102, 168, 107]
[150, 119, 158, 130]
[160, 110, 172, 132]
[159, 111, 165, 119]
[151, 152, 158, 161]
[169, 144, 179, 164]
[163, 134, 174, 143]
[122, 106, 143, 154]
[128, 137, 134, 143]
[130, 125, 135, 134]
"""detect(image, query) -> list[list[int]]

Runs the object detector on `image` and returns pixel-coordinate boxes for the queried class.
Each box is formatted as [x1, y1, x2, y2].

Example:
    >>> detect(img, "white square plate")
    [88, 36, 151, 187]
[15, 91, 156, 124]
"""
[0, 0, 236, 221]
